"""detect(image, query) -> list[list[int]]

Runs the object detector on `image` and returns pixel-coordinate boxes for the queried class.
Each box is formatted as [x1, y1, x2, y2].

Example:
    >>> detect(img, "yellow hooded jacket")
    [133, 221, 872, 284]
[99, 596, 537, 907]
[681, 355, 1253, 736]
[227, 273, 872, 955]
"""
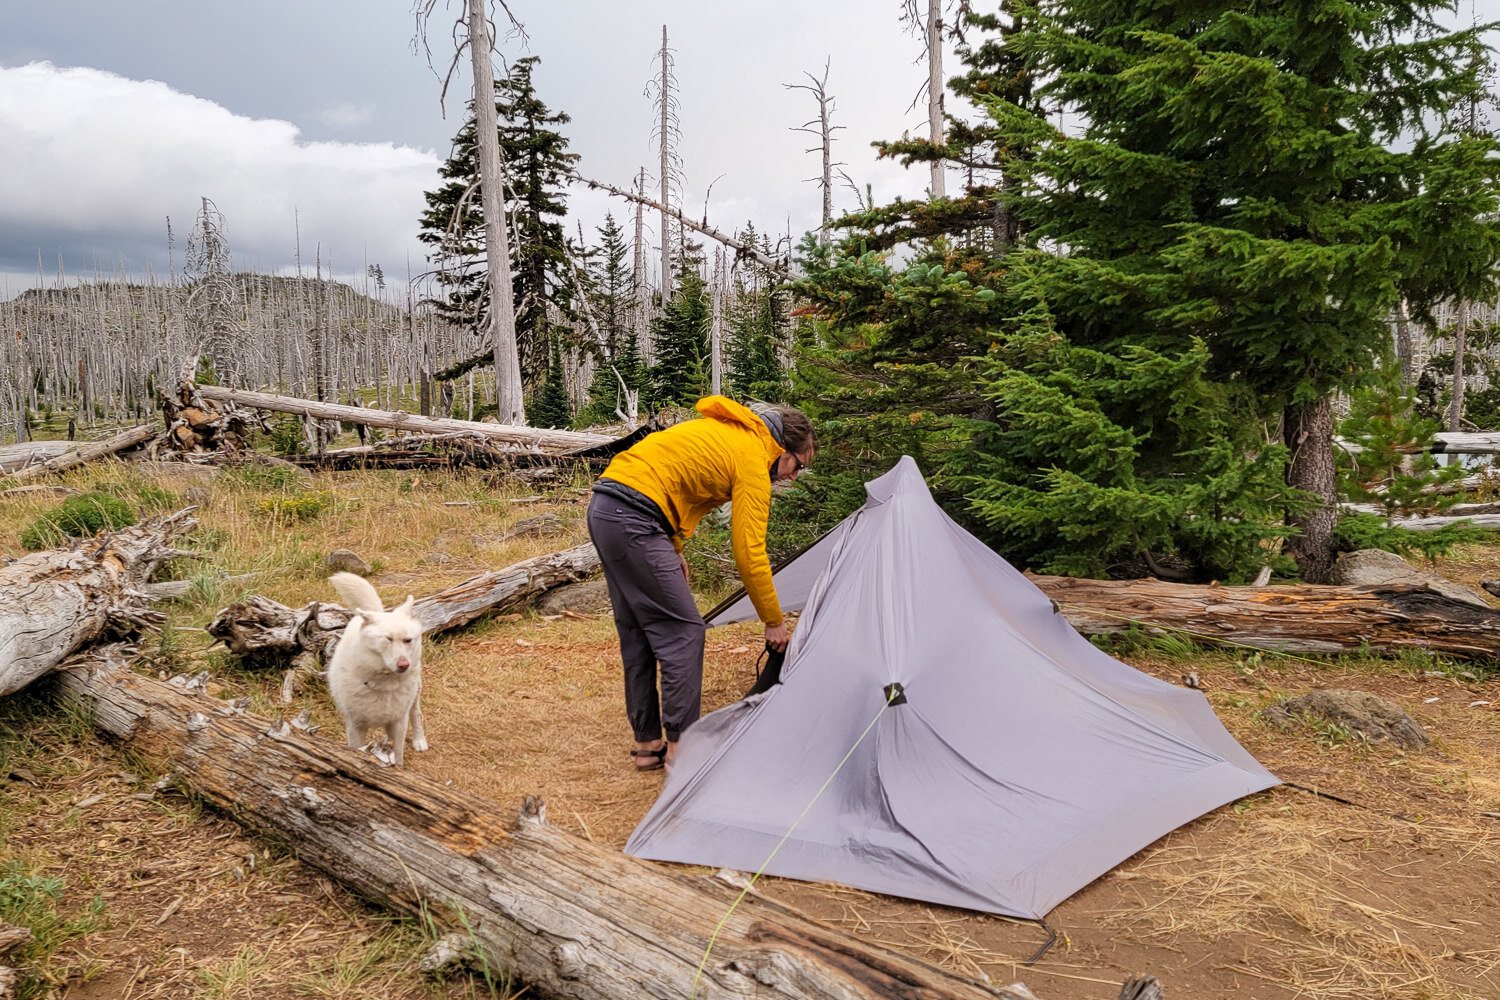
[599, 396, 785, 626]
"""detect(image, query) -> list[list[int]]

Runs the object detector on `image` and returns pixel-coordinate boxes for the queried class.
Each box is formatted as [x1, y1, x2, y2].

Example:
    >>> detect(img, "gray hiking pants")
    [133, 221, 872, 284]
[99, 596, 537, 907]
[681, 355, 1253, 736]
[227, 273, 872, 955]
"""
[586, 493, 705, 743]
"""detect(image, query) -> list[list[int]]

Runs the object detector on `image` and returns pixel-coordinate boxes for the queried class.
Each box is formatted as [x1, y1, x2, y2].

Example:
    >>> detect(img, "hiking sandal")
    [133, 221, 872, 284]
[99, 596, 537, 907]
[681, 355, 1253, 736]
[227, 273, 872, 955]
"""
[630, 746, 666, 771]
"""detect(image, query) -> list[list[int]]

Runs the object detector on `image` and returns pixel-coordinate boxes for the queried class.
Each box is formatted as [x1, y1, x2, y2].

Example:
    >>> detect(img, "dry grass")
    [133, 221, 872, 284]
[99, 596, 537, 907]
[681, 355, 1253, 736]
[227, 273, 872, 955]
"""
[4, 459, 1500, 999]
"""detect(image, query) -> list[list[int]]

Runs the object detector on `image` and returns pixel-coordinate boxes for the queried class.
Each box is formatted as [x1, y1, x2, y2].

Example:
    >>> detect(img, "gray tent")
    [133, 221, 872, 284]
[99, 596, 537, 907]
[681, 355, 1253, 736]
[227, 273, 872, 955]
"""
[626, 457, 1278, 919]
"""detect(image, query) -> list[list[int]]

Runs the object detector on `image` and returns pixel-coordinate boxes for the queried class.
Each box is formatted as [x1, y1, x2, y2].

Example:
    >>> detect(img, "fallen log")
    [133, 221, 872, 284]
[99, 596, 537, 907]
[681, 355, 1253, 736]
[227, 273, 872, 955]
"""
[1033, 574, 1500, 660]
[191, 384, 612, 453]
[1384, 513, 1500, 532]
[4, 424, 158, 483]
[1434, 431, 1500, 455]
[206, 543, 602, 669]
[53, 648, 1039, 1000]
[0, 508, 198, 695]
[0, 441, 73, 474]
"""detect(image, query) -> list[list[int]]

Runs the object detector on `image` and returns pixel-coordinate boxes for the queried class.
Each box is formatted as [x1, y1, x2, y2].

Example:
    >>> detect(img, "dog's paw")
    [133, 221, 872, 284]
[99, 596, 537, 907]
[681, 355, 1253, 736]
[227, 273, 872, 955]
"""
[411, 737, 430, 752]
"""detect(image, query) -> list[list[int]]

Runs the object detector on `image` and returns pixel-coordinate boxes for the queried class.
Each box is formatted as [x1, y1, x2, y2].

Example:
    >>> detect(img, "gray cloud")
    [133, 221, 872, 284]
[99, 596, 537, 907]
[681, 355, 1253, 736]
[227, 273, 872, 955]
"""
[0, 62, 439, 293]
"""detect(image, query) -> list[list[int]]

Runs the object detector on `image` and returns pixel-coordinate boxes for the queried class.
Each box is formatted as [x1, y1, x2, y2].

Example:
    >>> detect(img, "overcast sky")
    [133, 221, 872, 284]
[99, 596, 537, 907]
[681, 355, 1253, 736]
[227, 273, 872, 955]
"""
[3, 1, 1495, 301]
[0, 0, 962, 299]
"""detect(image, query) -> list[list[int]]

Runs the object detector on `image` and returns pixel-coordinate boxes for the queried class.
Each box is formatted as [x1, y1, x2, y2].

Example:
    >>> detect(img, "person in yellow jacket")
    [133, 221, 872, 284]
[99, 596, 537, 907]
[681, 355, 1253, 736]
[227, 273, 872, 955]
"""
[587, 396, 818, 771]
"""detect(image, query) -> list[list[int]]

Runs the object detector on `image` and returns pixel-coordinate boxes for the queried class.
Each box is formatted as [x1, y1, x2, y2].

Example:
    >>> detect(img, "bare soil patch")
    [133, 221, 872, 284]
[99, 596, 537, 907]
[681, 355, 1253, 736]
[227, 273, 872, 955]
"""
[3, 464, 1499, 998]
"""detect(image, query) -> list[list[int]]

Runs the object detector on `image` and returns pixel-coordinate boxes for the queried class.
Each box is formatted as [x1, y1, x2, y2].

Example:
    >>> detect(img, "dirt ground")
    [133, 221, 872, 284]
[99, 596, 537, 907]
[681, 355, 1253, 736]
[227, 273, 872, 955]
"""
[3, 464, 1500, 999]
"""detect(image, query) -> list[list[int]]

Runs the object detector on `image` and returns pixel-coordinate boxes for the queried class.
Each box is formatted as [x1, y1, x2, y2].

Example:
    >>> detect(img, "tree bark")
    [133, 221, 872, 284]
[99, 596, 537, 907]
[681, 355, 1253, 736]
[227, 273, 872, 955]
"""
[206, 543, 602, 668]
[1032, 573, 1500, 660]
[1449, 298, 1470, 432]
[659, 26, 672, 301]
[5, 424, 157, 483]
[1283, 396, 1338, 583]
[54, 649, 1038, 1000]
[1393, 300, 1415, 385]
[189, 384, 611, 452]
[926, 0, 946, 199]
[0, 509, 197, 695]
[466, 0, 526, 426]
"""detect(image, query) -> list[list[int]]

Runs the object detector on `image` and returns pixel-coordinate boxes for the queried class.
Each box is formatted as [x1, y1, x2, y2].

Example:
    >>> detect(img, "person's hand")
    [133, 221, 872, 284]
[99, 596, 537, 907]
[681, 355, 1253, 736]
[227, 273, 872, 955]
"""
[765, 621, 791, 652]
[679, 552, 690, 582]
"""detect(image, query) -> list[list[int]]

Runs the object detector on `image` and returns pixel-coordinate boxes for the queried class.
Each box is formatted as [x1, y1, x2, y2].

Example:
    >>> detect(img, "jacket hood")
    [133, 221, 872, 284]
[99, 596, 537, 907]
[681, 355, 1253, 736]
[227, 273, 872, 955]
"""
[696, 395, 783, 463]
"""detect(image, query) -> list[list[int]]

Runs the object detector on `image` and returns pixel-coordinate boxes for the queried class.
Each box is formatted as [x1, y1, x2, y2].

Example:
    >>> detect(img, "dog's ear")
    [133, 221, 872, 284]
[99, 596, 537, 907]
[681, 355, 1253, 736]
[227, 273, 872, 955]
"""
[347, 613, 365, 631]
[397, 595, 415, 615]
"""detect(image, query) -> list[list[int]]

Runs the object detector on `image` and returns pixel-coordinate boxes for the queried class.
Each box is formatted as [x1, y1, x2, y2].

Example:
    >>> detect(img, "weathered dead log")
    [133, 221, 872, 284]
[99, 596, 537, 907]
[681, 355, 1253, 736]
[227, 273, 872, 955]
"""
[0, 441, 73, 474]
[190, 384, 613, 453]
[4, 424, 158, 483]
[1385, 513, 1500, 532]
[53, 648, 1036, 1000]
[206, 543, 602, 668]
[0, 509, 198, 695]
[1033, 574, 1500, 660]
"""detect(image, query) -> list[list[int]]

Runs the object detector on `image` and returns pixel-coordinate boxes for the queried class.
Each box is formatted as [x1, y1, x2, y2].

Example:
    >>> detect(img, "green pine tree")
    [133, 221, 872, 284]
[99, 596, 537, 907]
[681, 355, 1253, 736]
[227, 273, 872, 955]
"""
[724, 224, 790, 401]
[793, 9, 1303, 582]
[418, 55, 579, 384]
[577, 214, 649, 424]
[528, 336, 573, 429]
[1338, 366, 1467, 524]
[650, 258, 711, 406]
[990, 0, 1500, 580]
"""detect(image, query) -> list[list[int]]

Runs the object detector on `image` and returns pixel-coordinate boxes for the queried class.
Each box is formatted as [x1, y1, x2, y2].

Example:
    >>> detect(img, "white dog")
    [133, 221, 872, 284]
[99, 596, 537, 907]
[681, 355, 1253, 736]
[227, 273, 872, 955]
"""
[326, 572, 427, 765]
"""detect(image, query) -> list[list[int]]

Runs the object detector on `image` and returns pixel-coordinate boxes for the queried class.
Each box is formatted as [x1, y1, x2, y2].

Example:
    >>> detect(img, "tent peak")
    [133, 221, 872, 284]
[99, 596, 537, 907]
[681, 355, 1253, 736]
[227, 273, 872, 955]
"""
[863, 455, 931, 506]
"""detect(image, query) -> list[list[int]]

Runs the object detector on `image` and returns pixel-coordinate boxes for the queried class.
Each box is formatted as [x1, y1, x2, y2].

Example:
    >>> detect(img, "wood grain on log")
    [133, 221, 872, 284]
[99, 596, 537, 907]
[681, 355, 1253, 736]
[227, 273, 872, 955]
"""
[55, 650, 1037, 1000]
[0, 442, 73, 475]
[1033, 574, 1500, 660]
[206, 543, 602, 666]
[0, 509, 198, 695]
[4, 424, 157, 483]
[190, 385, 612, 453]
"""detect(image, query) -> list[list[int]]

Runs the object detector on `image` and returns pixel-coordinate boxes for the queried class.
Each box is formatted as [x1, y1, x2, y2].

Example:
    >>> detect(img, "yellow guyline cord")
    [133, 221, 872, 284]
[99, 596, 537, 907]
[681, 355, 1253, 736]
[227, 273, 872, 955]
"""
[689, 686, 900, 999]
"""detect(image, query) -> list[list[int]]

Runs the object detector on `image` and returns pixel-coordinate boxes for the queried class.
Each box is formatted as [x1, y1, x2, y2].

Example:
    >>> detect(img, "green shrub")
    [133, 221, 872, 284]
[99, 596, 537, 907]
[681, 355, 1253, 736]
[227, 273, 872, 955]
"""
[98, 479, 179, 512]
[20, 492, 138, 550]
[259, 490, 335, 522]
[266, 414, 307, 456]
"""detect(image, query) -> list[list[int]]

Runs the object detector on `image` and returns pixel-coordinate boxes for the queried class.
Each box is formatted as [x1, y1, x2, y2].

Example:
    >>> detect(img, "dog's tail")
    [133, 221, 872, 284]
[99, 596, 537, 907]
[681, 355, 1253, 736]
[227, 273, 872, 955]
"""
[330, 572, 386, 613]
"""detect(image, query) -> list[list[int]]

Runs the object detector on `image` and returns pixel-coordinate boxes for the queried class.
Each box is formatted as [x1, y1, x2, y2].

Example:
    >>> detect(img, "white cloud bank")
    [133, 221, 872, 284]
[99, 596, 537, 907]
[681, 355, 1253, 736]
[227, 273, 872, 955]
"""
[0, 62, 439, 290]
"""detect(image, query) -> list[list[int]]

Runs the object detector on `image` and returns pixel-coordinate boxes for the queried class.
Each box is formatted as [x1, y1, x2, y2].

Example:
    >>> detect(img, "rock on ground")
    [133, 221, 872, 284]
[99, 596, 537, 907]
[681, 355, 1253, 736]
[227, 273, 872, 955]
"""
[326, 549, 372, 576]
[1330, 548, 1491, 609]
[501, 512, 567, 541]
[537, 580, 612, 615]
[129, 460, 222, 483]
[1263, 689, 1429, 749]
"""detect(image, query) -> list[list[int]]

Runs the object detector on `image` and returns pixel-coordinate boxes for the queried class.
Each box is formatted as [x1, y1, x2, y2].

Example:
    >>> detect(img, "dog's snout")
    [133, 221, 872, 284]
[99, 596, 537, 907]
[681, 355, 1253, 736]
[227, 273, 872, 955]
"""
[396, 656, 411, 671]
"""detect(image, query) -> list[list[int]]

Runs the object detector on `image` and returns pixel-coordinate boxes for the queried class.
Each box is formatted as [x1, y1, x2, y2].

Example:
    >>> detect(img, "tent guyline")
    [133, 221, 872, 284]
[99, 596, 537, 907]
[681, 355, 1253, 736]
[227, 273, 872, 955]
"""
[690, 683, 901, 1000]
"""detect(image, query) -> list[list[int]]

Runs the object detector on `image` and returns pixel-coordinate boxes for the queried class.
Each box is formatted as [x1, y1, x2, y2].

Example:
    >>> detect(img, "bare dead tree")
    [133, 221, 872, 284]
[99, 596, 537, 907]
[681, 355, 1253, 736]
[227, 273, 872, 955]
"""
[630, 166, 653, 359]
[646, 25, 684, 303]
[710, 246, 726, 395]
[1451, 296, 1472, 431]
[785, 59, 846, 242]
[413, 0, 527, 425]
[901, 1, 974, 200]
[183, 197, 238, 385]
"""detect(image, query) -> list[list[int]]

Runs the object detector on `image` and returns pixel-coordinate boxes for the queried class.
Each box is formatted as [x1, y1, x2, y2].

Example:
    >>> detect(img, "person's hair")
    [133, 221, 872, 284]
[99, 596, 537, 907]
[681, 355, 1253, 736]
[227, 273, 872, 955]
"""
[771, 405, 818, 457]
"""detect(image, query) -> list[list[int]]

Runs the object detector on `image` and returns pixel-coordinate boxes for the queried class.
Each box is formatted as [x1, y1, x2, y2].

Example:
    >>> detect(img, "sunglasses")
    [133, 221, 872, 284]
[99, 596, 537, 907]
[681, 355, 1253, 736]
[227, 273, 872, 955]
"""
[786, 451, 808, 474]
